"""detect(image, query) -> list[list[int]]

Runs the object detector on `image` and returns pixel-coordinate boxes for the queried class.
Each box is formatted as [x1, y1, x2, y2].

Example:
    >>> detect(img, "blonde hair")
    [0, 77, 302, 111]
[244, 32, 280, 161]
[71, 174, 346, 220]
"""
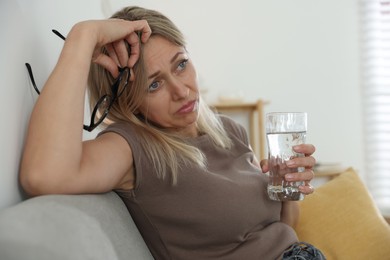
[88, 6, 232, 184]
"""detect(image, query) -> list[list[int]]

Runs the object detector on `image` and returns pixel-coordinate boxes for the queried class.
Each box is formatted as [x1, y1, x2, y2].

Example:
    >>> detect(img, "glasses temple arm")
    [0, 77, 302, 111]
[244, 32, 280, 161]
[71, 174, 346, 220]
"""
[52, 29, 66, 41]
[25, 63, 40, 95]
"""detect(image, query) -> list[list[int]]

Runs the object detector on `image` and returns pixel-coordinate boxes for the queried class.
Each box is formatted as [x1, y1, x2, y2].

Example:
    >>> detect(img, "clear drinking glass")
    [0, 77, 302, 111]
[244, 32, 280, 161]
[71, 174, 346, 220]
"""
[266, 112, 307, 201]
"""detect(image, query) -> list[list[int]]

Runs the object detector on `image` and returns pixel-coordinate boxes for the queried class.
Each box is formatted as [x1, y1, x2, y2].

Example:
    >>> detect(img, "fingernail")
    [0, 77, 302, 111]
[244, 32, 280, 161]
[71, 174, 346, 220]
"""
[293, 145, 302, 152]
[286, 160, 295, 166]
[285, 174, 293, 181]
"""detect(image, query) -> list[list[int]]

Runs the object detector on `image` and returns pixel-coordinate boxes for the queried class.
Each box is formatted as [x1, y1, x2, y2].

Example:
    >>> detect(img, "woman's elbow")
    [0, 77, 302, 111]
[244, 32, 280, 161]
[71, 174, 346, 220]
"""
[20, 167, 45, 197]
[19, 165, 60, 197]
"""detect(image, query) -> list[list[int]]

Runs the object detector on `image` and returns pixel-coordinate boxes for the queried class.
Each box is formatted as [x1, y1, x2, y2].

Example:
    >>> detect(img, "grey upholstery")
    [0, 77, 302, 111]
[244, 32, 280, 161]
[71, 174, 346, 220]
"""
[0, 192, 153, 260]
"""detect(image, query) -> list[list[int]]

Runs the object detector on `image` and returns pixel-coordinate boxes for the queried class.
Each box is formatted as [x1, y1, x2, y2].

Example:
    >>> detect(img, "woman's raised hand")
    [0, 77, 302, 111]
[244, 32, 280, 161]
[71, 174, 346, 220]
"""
[71, 19, 151, 77]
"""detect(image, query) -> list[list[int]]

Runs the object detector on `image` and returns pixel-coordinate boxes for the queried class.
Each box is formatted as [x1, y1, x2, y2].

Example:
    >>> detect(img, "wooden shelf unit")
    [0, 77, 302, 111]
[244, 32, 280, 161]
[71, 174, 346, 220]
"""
[212, 99, 268, 160]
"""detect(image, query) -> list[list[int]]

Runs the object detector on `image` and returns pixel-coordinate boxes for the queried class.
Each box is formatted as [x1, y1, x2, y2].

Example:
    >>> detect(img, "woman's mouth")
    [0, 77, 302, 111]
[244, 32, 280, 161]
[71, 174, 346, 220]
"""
[177, 100, 198, 114]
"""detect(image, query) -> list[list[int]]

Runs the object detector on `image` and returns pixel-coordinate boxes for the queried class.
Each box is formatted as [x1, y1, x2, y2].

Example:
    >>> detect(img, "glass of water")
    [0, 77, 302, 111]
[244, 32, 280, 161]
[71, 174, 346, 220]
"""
[266, 112, 307, 201]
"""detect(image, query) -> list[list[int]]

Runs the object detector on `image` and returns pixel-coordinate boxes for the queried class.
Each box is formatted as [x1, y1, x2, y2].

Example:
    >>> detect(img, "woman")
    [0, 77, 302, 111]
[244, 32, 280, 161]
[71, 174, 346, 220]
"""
[20, 6, 324, 260]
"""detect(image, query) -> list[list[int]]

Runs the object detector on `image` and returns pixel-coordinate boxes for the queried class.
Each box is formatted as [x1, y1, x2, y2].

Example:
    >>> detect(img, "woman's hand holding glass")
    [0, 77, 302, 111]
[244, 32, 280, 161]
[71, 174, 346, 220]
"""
[260, 144, 316, 195]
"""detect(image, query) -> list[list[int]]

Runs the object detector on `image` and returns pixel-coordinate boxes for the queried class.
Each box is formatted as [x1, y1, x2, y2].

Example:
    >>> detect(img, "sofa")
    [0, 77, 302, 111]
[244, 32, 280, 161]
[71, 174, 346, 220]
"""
[0, 168, 389, 260]
[0, 191, 153, 260]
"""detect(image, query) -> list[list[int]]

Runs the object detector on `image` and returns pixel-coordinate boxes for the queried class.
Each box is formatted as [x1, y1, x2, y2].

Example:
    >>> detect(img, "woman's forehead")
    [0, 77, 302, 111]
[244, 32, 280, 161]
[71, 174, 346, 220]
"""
[143, 36, 186, 70]
[143, 36, 182, 55]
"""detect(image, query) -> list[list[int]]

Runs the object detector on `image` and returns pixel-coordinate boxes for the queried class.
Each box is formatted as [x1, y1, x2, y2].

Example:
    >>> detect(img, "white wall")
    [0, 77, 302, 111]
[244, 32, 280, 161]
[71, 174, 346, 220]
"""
[0, 0, 362, 209]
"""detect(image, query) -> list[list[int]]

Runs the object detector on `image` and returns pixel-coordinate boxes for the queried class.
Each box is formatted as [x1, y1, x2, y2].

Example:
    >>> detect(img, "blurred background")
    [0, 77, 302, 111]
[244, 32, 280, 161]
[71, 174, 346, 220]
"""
[1, 0, 388, 215]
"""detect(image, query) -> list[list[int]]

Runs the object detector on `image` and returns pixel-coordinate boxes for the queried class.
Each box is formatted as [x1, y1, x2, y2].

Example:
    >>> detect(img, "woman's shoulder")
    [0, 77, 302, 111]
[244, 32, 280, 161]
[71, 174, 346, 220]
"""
[217, 114, 248, 144]
[99, 120, 136, 133]
[218, 114, 245, 132]
[97, 120, 140, 145]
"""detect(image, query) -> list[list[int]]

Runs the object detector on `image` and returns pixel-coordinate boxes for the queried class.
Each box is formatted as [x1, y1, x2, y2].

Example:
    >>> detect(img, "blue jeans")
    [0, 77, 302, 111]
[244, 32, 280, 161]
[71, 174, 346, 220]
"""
[282, 242, 326, 260]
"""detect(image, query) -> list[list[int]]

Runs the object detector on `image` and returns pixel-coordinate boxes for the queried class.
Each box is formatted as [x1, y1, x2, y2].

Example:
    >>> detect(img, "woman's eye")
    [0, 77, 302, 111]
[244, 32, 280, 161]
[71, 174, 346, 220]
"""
[148, 81, 160, 92]
[177, 59, 188, 71]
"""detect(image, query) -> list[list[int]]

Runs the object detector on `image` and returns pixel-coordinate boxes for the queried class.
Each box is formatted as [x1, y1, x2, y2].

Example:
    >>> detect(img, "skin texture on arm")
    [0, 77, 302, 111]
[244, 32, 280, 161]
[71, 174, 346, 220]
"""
[280, 201, 300, 228]
[20, 20, 151, 196]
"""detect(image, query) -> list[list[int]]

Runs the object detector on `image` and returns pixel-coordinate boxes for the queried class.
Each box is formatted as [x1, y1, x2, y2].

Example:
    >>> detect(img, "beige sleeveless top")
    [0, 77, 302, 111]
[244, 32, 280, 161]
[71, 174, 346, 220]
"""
[99, 116, 297, 260]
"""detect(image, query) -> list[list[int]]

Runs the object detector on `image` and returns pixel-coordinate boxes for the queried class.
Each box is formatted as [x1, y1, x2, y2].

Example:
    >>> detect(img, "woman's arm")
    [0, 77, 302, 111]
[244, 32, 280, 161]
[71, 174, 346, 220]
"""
[280, 201, 300, 228]
[20, 20, 151, 196]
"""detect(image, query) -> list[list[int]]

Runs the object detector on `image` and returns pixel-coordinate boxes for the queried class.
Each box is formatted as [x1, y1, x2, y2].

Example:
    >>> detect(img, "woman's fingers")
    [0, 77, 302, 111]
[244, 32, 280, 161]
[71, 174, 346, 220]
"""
[119, 20, 151, 68]
[105, 43, 121, 68]
[285, 168, 314, 182]
[93, 54, 119, 78]
[293, 144, 316, 156]
[92, 19, 152, 77]
[260, 159, 269, 173]
[299, 182, 315, 195]
[261, 143, 317, 195]
[284, 170, 315, 195]
[125, 32, 142, 68]
[286, 155, 316, 169]
[131, 19, 152, 43]
[96, 19, 151, 46]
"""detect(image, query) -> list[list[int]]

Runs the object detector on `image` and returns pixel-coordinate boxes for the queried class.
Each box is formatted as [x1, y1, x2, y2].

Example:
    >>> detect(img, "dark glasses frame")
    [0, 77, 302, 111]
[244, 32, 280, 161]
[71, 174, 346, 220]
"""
[25, 29, 130, 132]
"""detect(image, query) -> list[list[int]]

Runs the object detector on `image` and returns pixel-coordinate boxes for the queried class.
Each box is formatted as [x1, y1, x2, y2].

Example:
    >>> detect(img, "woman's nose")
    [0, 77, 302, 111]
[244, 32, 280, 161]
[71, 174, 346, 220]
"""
[170, 79, 189, 101]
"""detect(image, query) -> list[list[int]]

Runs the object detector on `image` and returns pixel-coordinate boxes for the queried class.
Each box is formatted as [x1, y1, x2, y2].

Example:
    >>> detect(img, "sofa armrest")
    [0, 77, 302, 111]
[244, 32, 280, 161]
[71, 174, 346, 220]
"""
[0, 192, 153, 260]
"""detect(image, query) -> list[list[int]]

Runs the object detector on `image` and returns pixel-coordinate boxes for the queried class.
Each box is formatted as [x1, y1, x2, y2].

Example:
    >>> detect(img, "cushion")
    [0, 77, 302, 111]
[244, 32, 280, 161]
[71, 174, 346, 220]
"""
[294, 168, 390, 259]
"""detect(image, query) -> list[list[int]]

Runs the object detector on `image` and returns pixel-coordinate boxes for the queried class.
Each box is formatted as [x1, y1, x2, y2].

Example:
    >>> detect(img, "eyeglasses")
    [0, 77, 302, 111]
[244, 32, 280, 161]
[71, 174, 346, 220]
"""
[25, 63, 130, 132]
[25, 29, 131, 132]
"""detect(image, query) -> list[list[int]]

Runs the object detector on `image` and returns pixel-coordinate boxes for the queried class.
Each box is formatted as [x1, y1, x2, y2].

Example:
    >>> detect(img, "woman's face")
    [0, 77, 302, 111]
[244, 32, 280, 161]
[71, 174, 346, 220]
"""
[138, 36, 200, 137]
